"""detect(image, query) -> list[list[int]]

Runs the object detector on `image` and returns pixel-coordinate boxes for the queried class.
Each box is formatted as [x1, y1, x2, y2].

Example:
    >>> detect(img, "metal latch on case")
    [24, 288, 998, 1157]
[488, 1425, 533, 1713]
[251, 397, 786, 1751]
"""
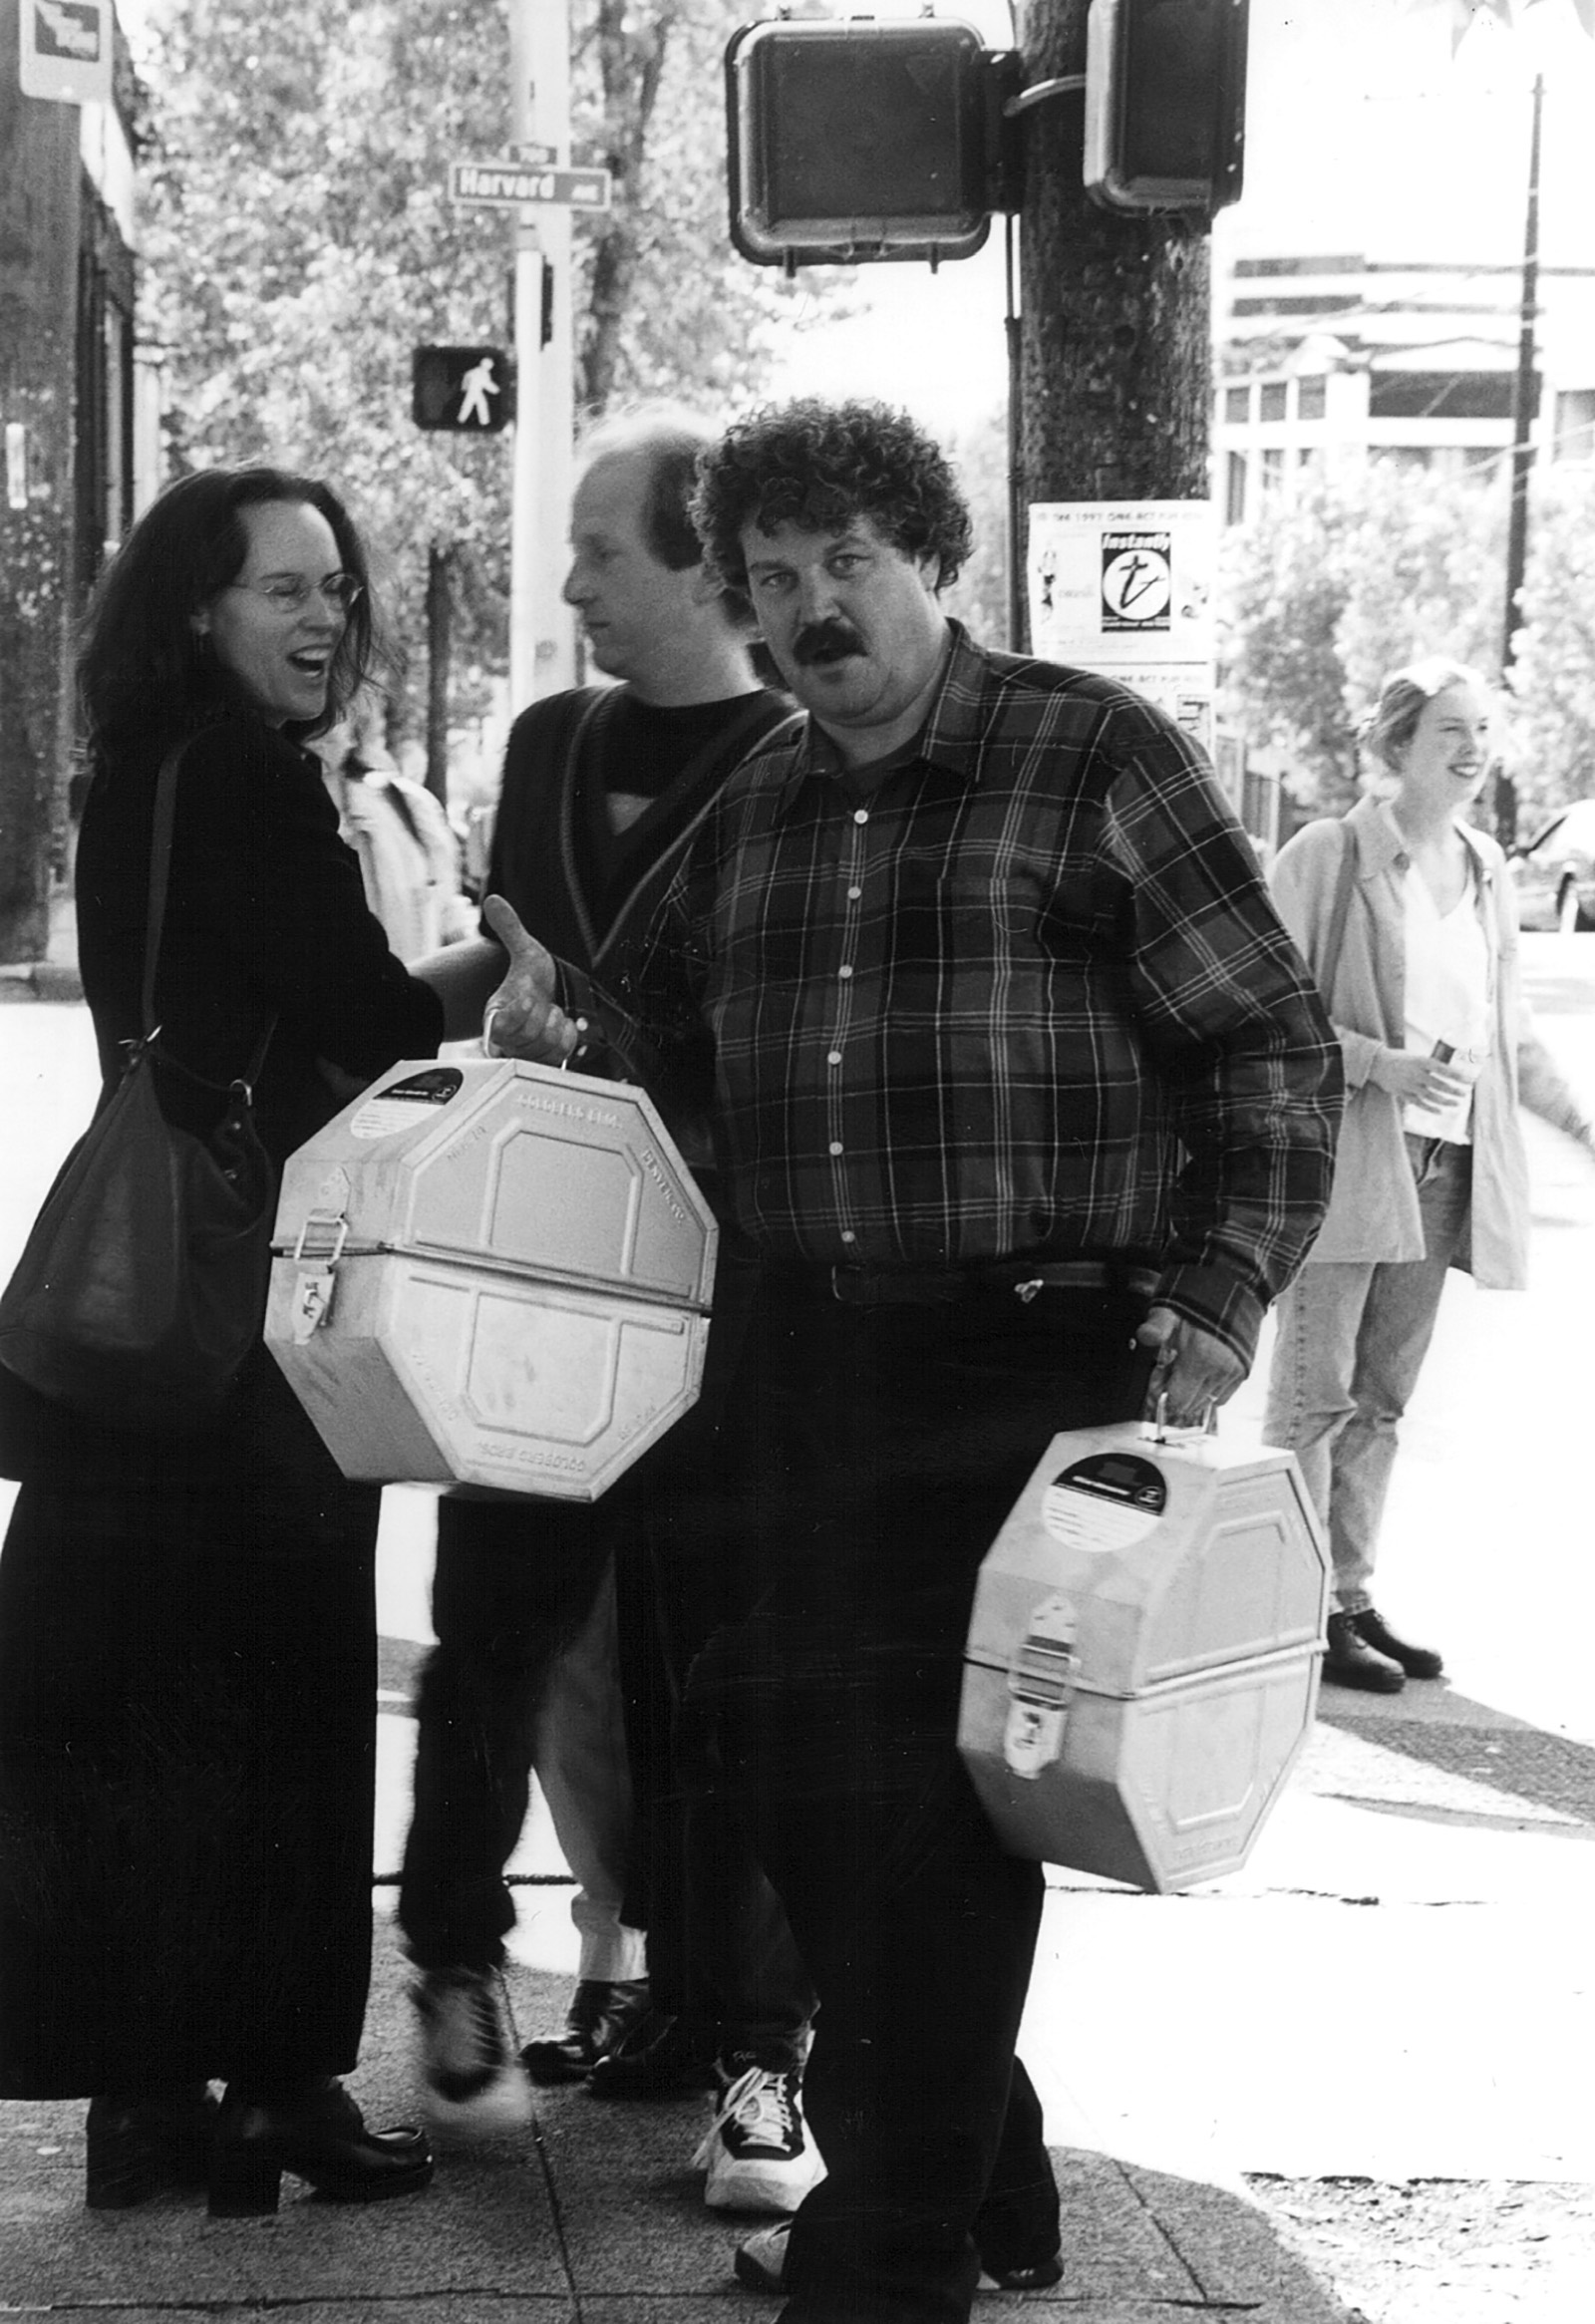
[289, 1211, 349, 1343]
[1003, 1594, 1078, 1780]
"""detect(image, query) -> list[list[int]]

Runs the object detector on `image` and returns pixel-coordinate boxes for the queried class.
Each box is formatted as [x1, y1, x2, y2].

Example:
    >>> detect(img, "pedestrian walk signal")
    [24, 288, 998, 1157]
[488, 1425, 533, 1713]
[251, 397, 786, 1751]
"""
[412, 347, 513, 434]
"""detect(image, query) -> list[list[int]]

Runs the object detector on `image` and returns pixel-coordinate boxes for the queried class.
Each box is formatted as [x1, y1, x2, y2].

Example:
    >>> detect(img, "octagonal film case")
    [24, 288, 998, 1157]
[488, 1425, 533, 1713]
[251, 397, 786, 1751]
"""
[959, 1421, 1328, 1892]
[265, 1058, 717, 1501]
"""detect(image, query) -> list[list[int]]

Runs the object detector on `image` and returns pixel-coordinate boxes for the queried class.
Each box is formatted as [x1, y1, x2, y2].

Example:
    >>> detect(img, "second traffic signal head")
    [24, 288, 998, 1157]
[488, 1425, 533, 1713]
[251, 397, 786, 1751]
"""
[1085, 0, 1249, 216]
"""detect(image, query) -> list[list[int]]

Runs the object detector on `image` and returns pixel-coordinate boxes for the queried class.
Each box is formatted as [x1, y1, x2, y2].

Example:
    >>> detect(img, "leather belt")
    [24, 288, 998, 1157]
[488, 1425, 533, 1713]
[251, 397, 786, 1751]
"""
[822, 1259, 1160, 1308]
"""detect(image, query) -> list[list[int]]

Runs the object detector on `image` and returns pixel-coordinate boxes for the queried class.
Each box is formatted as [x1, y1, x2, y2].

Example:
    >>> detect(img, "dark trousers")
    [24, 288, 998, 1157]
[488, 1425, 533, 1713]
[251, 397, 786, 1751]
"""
[617, 1526, 813, 2062]
[400, 1252, 813, 2058]
[694, 1272, 1154, 2324]
[399, 1491, 613, 1974]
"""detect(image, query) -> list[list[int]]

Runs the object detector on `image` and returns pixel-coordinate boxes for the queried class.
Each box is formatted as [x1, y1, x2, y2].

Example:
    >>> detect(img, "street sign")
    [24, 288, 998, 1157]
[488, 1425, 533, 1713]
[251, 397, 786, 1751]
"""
[412, 347, 514, 434]
[450, 159, 612, 213]
[19, 0, 113, 107]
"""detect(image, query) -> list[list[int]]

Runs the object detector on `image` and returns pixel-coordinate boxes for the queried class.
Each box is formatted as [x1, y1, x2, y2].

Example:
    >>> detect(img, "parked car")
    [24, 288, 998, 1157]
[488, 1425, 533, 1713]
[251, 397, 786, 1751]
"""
[1510, 799, 1595, 932]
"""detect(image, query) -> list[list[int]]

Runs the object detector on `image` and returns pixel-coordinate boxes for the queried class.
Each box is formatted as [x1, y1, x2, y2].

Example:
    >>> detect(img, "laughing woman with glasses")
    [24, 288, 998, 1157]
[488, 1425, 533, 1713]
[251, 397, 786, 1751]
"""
[0, 470, 444, 2211]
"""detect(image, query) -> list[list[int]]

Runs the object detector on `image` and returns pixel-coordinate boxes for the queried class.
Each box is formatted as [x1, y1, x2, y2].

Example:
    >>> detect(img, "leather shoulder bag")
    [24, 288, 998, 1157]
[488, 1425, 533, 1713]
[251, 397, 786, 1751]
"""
[0, 737, 277, 1433]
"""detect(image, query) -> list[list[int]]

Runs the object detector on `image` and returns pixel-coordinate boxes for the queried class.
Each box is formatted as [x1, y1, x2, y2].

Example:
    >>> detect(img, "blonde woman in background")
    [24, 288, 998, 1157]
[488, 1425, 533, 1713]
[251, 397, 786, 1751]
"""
[1264, 655, 1595, 1691]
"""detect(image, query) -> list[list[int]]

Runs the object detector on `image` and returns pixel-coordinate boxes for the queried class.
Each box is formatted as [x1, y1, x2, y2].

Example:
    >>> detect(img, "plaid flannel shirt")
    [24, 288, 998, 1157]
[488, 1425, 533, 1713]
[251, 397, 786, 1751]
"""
[567, 625, 1342, 1365]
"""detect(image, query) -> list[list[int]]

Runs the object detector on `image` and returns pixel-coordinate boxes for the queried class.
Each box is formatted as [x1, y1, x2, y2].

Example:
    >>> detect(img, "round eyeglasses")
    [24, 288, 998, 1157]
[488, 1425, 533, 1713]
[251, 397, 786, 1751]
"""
[225, 574, 365, 615]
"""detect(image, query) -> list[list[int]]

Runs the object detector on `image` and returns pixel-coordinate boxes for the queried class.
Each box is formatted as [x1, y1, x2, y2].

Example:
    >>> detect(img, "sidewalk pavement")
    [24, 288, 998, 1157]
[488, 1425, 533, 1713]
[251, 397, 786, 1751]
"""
[0, 890, 82, 1004]
[0, 1909, 1359, 2323]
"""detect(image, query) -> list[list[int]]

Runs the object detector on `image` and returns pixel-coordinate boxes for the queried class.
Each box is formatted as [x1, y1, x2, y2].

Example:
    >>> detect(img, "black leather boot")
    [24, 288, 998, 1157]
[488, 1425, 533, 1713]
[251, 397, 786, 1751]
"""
[1323, 1609, 1405, 1693]
[520, 1976, 651, 2085]
[1354, 1606, 1443, 1680]
[85, 2086, 218, 2208]
[207, 2078, 433, 2216]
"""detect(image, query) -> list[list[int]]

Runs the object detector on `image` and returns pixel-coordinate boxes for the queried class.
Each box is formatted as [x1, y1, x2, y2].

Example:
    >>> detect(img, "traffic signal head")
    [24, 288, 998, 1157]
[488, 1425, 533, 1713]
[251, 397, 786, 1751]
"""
[726, 17, 1007, 270]
[412, 347, 514, 433]
[1085, 0, 1249, 216]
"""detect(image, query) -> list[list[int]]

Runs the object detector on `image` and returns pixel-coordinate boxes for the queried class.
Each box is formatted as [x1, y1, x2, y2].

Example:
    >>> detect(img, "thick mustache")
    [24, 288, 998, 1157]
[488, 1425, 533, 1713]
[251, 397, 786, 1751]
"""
[794, 620, 863, 664]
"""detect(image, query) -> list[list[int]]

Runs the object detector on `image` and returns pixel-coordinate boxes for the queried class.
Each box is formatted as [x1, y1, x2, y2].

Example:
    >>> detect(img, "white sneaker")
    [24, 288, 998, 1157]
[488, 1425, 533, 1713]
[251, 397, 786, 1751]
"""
[733, 2218, 1065, 2296]
[693, 2063, 823, 2213]
[411, 1965, 534, 2138]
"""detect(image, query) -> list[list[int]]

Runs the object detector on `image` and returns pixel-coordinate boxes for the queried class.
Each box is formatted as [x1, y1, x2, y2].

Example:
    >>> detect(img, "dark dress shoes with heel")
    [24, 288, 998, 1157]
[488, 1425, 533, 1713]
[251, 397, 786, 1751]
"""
[521, 1976, 652, 2085]
[206, 2078, 434, 2216]
[584, 2007, 723, 2100]
[86, 2087, 219, 2209]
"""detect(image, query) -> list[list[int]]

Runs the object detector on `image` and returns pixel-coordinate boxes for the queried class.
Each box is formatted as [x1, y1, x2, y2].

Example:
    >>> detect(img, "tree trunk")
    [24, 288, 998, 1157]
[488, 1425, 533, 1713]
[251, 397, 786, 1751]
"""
[0, 12, 83, 963]
[1016, 0, 1212, 646]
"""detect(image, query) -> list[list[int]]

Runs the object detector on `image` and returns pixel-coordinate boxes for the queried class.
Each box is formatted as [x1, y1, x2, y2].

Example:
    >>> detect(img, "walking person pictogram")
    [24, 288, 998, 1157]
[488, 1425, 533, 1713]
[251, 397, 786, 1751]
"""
[457, 356, 500, 428]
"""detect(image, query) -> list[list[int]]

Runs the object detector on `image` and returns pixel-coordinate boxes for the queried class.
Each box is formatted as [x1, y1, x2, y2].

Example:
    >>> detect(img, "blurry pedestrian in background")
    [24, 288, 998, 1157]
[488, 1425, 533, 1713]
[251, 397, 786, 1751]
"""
[318, 700, 474, 963]
[0, 468, 442, 2212]
[1265, 655, 1595, 1691]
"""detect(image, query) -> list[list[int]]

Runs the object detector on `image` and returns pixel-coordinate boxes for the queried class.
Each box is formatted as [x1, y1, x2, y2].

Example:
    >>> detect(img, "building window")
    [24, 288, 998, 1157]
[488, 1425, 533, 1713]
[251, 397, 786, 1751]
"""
[1260, 382, 1287, 423]
[1554, 389, 1595, 463]
[1370, 372, 1519, 421]
[1225, 452, 1248, 526]
[1224, 384, 1250, 425]
[1260, 447, 1285, 494]
[1298, 448, 1320, 477]
[1296, 376, 1326, 422]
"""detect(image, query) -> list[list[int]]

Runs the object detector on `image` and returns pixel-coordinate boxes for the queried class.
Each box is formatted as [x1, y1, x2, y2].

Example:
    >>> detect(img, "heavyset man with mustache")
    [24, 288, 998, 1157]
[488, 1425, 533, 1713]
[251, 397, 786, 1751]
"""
[483, 399, 1343, 2324]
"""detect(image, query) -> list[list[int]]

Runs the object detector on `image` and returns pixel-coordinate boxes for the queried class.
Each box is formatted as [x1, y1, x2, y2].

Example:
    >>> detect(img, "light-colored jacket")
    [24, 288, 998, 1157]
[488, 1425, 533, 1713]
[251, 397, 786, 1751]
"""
[1270, 794, 1591, 1285]
[325, 767, 475, 966]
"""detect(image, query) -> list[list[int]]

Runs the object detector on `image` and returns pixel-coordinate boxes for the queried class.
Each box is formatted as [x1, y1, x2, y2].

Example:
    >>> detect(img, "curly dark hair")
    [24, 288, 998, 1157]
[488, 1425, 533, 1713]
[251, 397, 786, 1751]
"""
[79, 466, 385, 760]
[691, 399, 973, 594]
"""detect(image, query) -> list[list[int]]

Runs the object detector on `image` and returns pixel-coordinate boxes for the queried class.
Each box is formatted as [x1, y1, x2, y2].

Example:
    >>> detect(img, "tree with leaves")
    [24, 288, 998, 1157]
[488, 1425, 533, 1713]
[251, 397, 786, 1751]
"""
[1503, 470, 1595, 814]
[1220, 469, 1505, 813]
[1220, 462, 1595, 825]
[137, 0, 810, 741]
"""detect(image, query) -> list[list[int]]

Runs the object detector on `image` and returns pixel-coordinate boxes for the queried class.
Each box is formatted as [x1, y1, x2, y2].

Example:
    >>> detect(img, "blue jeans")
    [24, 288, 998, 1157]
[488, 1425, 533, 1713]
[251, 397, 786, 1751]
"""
[1263, 1135, 1471, 1614]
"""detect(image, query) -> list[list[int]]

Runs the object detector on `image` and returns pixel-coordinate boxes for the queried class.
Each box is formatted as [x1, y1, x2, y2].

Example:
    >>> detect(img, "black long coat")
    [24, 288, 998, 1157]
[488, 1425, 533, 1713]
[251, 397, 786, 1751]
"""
[0, 714, 443, 2097]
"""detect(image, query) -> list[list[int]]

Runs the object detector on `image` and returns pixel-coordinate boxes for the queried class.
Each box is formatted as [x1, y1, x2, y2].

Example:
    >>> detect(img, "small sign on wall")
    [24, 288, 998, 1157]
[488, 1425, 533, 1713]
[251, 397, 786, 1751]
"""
[19, 0, 114, 108]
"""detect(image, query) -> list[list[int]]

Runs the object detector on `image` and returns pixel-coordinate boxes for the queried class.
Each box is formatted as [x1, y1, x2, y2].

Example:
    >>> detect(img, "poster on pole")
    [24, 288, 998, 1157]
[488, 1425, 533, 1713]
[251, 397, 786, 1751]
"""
[1026, 500, 1216, 755]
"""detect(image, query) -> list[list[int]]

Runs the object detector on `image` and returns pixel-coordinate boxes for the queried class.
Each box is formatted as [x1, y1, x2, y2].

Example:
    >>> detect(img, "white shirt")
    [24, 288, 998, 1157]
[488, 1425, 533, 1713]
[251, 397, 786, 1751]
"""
[1401, 852, 1490, 1144]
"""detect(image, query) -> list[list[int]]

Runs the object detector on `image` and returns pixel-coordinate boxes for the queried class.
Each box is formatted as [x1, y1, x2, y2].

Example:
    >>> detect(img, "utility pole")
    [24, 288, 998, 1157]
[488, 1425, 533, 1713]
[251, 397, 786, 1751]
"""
[506, 0, 575, 711]
[1016, 1, 1212, 592]
[425, 542, 453, 806]
[1497, 68, 1544, 848]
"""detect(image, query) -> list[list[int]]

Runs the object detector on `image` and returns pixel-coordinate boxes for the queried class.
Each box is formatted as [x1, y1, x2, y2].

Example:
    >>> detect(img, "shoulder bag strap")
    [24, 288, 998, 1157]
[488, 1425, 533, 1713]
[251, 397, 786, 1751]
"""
[1316, 819, 1359, 997]
[555, 689, 626, 963]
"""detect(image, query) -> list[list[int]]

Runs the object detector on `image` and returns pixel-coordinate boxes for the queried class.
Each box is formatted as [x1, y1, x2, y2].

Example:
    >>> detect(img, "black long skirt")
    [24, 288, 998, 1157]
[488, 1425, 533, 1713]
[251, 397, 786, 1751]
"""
[0, 1350, 379, 2098]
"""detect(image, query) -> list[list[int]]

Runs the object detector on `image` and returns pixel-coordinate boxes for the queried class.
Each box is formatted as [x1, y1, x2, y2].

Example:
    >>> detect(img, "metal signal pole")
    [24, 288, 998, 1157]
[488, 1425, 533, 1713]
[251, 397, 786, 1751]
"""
[507, 0, 576, 708]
